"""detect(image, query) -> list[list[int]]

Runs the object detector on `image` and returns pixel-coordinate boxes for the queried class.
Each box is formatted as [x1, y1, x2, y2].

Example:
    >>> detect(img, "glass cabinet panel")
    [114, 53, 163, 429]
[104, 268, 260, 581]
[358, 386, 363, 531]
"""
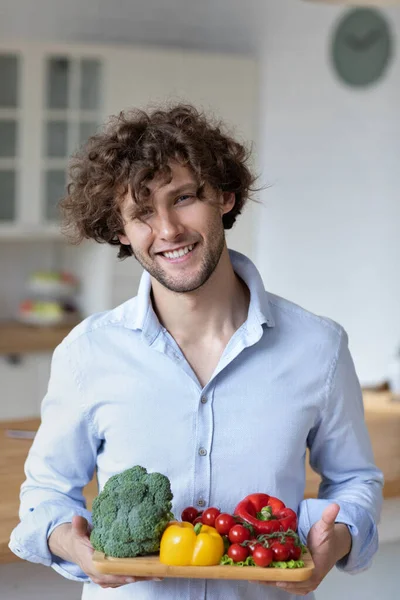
[46, 57, 70, 109]
[45, 120, 68, 157]
[0, 120, 17, 157]
[0, 55, 18, 107]
[79, 121, 98, 146]
[80, 59, 101, 110]
[0, 171, 16, 221]
[45, 169, 66, 220]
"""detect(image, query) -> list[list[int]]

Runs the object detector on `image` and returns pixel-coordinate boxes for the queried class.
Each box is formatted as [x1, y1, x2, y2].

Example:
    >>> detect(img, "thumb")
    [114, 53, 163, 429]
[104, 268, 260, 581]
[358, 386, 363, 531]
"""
[71, 515, 90, 538]
[320, 503, 340, 531]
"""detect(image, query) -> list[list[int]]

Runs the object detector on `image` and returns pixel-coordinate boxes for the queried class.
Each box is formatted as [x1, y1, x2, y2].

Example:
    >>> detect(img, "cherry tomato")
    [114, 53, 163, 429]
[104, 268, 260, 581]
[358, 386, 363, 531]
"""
[201, 507, 221, 527]
[284, 536, 296, 547]
[271, 541, 290, 562]
[214, 513, 237, 536]
[288, 545, 302, 560]
[193, 516, 203, 525]
[181, 506, 199, 523]
[227, 543, 249, 563]
[251, 544, 273, 568]
[228, 524, 251, 544]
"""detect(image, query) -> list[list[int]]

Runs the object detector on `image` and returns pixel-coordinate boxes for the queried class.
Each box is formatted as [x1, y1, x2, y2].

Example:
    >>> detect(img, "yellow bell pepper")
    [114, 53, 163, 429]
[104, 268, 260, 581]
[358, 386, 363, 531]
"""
[159, 521, 224, 566]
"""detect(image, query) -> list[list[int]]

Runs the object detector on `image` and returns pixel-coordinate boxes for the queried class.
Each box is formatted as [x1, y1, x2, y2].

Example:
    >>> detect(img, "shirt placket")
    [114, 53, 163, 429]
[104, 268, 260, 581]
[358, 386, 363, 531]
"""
[150, 323, 265, 600]
[150, 329, 216, 600]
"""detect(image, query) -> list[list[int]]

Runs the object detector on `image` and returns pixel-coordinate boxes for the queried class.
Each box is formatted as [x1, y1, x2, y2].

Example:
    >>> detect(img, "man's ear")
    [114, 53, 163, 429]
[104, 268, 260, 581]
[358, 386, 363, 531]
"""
[220, 192, 235, 215]
[118, 233, 130, 245]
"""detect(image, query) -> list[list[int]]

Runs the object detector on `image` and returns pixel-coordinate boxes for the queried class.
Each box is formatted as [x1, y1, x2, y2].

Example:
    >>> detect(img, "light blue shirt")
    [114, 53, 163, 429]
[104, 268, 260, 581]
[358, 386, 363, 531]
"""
[10, 250, 383, 600]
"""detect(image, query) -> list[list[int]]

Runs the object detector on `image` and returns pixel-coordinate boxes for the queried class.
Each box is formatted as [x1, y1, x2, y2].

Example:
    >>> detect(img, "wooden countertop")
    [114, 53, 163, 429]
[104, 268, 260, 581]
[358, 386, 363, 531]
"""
[0, 321, 79, 355]
[1, 391, 400, 563]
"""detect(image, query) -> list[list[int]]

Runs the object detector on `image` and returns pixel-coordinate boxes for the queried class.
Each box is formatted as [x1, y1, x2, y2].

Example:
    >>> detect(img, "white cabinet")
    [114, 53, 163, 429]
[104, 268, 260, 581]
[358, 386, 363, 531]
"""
[42, 55, 103, 221]
[0, 43, 105, 237]
[0, 41, 257, 242]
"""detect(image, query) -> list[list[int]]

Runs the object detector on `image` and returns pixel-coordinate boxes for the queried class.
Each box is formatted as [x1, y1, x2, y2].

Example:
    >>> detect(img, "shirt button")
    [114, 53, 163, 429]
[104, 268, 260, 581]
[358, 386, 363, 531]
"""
[201, 396, 207, 404]
[199, 447, 207, 456]
[198, 499, 206, 507]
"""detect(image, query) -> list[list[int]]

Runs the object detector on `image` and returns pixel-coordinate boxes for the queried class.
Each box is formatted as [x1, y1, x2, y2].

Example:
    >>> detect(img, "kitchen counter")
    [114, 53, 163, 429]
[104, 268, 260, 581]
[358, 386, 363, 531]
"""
[0, 321, 80, 355]
[1, 391, 399, 563]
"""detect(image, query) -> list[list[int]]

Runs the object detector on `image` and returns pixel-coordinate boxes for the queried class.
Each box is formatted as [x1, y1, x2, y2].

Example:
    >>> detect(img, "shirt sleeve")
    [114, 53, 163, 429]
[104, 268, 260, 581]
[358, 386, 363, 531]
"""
[298, 327, 384, 574]
[9, 341, 100, 582]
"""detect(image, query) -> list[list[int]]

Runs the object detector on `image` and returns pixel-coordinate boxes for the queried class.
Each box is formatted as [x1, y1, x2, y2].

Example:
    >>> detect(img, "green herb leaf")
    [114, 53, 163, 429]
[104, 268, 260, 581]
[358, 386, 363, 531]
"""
[270, 560, 305, 569]
[219, 554, 256, 567]
[220, 554, 234, 566]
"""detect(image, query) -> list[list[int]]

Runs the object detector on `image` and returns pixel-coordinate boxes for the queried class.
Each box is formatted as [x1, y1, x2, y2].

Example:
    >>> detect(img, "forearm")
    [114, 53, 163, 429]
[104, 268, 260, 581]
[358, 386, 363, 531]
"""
[319, 476, 383, 521]
[48, 523, 74, 562]
[334, 523, 352, 562]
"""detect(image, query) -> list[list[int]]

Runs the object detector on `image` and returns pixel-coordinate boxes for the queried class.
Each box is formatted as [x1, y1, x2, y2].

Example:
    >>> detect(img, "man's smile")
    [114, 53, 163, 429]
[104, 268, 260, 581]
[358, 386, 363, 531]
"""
[157, 243, 198, 263]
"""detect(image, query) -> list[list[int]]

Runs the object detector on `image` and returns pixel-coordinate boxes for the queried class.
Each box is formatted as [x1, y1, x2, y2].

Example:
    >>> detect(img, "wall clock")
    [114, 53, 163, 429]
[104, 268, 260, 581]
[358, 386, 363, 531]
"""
[331, 8, 393, 87]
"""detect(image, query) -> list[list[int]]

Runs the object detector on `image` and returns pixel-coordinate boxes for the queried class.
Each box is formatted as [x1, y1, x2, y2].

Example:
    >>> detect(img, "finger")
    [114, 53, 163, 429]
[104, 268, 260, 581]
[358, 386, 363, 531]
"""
[320, 503, 340, 530]
[249, 581, 279, 587]
[91, 574, 163, 586]
[275, 578, 318, 593]
[72, 515, 90, 538]
[90, 574, 135, 586]
[277, 588, 312, 597]
[250, 579, 316, 593]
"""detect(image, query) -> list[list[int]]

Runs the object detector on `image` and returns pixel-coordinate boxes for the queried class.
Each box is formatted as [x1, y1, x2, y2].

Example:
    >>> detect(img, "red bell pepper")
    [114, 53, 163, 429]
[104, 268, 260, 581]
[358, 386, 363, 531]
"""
[234, 493, 298, 535]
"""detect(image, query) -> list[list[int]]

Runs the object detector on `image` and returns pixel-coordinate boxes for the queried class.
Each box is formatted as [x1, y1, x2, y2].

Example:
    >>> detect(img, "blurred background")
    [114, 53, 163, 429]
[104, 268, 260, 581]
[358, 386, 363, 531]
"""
[0, 0, 399, 598]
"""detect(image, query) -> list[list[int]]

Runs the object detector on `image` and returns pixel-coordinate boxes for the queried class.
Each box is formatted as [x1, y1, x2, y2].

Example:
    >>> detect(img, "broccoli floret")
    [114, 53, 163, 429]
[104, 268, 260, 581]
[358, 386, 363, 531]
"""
[90, 465, 174, 558]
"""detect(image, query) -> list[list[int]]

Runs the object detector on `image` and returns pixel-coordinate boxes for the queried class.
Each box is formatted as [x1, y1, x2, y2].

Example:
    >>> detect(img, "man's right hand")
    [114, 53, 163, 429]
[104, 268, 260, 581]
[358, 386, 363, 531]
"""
[48, 515, 162, 588]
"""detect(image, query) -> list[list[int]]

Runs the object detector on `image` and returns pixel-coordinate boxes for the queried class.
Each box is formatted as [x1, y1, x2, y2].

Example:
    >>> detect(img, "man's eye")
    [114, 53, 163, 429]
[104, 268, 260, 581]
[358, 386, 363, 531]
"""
[176, 195, 194, 204]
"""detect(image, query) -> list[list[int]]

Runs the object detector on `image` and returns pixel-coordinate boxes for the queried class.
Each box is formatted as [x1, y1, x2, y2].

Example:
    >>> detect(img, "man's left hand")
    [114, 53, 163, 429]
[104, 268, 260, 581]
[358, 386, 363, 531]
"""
[252, 503, 352, 596]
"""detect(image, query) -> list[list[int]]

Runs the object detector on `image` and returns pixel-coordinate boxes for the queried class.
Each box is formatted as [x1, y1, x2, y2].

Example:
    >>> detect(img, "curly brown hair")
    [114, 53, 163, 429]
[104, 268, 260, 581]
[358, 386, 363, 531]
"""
[60, 103, 258, 259]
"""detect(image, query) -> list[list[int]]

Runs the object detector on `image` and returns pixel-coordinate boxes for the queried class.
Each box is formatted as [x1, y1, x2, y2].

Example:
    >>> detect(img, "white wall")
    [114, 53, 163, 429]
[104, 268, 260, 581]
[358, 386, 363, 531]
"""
[255, 1, 400, 386]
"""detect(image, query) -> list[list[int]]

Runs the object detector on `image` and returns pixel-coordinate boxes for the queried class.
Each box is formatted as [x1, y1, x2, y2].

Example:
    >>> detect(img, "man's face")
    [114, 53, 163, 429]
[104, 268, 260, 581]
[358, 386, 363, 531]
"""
[118, 162, 235, 294]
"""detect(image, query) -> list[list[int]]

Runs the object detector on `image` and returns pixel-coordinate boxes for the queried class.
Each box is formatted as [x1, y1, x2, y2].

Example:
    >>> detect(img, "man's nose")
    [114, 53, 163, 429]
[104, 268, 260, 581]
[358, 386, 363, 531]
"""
[156, 210, 184, 240]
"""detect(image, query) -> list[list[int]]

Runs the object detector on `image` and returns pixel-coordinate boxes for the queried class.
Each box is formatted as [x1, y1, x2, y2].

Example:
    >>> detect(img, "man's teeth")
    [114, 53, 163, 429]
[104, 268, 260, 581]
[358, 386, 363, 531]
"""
[163, 244, 194, 259]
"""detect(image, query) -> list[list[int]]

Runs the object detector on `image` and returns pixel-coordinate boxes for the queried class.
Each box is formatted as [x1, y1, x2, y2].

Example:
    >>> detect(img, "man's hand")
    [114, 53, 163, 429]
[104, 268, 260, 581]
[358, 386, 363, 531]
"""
[252, 503, 352, 596]
[48, 516, 162, 589]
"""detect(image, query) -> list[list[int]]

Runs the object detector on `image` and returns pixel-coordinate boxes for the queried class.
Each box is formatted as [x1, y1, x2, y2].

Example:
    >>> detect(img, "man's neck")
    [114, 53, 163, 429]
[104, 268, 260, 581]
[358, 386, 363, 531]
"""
[150, 247, 250, 345]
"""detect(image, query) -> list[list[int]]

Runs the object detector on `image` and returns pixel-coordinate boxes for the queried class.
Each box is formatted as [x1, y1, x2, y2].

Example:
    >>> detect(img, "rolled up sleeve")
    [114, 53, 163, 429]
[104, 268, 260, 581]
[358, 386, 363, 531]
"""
[298, 328, 384, 573]
[9, 341, 100, 582]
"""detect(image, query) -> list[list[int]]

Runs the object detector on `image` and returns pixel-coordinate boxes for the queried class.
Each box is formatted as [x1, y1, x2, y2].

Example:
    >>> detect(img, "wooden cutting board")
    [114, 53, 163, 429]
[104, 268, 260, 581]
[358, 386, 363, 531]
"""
[92, 551, 314, 582]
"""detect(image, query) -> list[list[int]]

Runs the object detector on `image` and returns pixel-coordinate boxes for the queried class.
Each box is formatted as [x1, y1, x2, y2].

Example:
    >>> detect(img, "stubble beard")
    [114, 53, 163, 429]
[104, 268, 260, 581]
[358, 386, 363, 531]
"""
[131, 219, 226, 293]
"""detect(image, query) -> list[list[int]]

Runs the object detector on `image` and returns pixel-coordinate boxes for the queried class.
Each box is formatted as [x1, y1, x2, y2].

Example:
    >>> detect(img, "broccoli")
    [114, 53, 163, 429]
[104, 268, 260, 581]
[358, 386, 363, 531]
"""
[90, 465, 174, 558]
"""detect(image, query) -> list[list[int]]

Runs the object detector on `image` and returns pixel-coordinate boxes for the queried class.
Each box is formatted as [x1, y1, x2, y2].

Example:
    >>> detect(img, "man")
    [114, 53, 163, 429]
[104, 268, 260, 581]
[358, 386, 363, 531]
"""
[10, 104, 383, 599]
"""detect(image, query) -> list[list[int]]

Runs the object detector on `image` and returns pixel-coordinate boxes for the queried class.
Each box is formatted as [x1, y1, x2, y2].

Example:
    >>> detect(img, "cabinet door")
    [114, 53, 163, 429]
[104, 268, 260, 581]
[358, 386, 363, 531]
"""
[42, 55, 103, 222]
[0, 54, 20, 224]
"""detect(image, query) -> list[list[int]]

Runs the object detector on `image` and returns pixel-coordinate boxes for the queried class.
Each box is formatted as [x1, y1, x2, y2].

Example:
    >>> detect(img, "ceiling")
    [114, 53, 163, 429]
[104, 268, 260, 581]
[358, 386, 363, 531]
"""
[0, 0, 264, 56]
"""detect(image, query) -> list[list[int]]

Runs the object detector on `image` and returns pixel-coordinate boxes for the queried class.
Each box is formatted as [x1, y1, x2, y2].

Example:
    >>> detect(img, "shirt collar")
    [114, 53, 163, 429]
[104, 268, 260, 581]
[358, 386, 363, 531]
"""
[128, 249, 275, 341]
